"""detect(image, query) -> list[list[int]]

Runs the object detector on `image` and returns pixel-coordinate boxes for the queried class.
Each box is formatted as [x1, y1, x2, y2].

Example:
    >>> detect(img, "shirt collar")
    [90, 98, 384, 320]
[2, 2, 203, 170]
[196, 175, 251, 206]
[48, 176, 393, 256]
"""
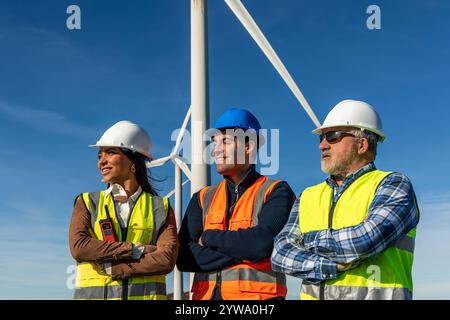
[326, 162, 376, 189]
[105, 184, 142, 202]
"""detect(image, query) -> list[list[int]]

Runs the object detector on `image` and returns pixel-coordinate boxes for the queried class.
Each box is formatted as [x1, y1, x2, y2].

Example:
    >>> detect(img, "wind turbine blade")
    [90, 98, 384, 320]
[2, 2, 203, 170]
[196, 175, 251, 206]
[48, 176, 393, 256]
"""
[146, 155, 171, 168]
[172, 106, 192, 156]
[173, 156, 192, 181]
[224, 0, 321, 128]
[164, 179, 190, 199]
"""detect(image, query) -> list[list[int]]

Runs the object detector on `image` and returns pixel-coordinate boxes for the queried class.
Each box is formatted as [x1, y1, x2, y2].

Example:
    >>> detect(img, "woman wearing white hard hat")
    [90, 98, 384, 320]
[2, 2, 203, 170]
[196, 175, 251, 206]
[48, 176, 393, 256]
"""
[69, 120, 178, 300]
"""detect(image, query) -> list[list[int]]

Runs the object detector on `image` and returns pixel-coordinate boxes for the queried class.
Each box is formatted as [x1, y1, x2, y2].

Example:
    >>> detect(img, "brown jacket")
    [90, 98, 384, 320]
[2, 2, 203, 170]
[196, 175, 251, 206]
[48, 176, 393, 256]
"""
[69, 196, 179, 280]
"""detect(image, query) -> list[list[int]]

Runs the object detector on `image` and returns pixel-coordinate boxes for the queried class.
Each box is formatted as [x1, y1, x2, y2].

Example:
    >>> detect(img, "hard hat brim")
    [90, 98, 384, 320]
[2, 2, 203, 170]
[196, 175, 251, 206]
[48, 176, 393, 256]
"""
[206, 128, 266, 148]
[312, 125, 385, 142]
[88, 143, 152, 159]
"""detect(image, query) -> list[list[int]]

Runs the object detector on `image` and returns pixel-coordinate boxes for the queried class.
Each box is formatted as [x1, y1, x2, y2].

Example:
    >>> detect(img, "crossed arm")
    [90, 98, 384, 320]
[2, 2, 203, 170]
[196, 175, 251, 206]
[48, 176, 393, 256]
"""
[176, 182, 295, 272]
[271, 173, 419, 282]
[69, 197, 178, 279]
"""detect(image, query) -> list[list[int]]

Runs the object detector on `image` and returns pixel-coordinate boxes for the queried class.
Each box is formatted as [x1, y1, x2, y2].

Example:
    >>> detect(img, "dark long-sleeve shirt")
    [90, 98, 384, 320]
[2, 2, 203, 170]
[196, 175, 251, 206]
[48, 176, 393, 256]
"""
[177, 168, 295, 273]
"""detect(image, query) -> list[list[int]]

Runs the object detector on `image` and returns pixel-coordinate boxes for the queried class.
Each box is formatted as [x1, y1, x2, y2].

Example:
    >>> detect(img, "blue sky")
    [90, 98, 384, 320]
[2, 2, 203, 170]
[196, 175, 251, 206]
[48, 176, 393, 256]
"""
[0, 0, 449, 299]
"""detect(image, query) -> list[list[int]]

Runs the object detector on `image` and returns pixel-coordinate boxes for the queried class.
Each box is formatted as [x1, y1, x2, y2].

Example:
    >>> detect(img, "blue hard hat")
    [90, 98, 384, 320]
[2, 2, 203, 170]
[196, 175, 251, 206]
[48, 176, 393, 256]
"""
[213, 108, 261, 131]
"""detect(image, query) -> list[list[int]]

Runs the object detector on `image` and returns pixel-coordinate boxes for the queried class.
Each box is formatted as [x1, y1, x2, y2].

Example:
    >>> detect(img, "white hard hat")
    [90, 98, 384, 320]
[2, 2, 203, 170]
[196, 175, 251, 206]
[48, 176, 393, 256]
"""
[312, 99, 386, 142]
[89, 120, 152, 159]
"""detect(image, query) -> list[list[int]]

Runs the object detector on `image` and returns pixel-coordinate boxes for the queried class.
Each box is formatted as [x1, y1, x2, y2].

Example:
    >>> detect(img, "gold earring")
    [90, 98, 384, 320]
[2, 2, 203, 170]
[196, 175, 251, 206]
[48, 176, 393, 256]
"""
[131, 164, 136, 173]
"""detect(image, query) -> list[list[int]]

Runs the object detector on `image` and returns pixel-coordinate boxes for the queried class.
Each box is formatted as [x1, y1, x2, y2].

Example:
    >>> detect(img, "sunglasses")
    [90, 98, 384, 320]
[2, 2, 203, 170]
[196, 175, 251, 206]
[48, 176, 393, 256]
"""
[320, 131, 356, 143]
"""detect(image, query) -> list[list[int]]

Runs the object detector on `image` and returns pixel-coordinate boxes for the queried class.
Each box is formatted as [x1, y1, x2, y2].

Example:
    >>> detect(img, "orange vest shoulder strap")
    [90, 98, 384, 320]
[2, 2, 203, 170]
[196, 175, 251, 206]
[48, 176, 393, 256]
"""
[200, 182, 222, 227]
[251, 177, 282, 226]
[264, 179, 282, 202]
[198, 186, 209, 209]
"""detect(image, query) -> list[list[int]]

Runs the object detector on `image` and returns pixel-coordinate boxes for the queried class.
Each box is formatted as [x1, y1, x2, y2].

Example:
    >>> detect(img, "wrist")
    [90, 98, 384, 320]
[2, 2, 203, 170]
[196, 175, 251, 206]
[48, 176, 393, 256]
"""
[131, 244, 145, 259]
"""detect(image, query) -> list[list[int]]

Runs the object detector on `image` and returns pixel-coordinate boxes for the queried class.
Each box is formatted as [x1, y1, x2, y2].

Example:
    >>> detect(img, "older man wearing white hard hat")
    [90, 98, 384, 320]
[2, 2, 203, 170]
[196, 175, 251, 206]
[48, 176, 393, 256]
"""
[272, 100, 420, 300]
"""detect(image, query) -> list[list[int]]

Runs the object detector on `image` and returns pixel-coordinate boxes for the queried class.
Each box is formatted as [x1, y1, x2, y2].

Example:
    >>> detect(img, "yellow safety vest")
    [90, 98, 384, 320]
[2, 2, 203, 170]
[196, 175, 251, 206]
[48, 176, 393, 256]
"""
[299, 170, 418, 300]
[74, 190, 168, 300]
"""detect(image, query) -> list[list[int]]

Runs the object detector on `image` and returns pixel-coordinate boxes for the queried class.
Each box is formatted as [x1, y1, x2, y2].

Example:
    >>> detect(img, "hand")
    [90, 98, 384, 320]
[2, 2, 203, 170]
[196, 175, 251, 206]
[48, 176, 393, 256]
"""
[92, 263, 107, 275]
[336, 262, 358, 272]
[110, 262, 133, 280]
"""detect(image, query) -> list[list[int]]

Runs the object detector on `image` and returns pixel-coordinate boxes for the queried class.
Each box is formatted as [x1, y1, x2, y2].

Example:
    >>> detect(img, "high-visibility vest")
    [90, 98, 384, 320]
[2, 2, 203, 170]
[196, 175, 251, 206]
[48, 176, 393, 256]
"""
[191, 176, 288, 300]
[74, 190, 169, 300]
[299, 170, 418, 300]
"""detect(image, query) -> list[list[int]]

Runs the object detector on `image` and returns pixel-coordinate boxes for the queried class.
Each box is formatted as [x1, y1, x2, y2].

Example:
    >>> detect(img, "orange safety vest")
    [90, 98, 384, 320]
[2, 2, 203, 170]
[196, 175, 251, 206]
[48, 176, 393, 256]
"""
[191, 175, 287, 300]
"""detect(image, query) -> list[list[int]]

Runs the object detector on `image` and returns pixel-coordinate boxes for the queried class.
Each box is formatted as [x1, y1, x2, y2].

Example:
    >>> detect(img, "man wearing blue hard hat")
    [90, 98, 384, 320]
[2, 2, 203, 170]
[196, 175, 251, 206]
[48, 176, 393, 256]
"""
[177, 108, 295, 300]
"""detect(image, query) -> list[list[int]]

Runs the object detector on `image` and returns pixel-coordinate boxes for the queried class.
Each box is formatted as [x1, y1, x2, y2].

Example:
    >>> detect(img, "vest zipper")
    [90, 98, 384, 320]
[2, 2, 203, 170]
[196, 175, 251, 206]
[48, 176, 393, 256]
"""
[226, 185, 240, 228]
[233, 185, 239, 207]
[328, 201, 337, 229]
[122, 279, 129, 300]
[319, 172, 375, 300]
[114, 191, 143, 300]
[319, 282, 325, 300]
[215, 184, 239, 298]
[215, 271, 222, 299]
[109, 199, 129, 300]
[320, 197, 337, 300]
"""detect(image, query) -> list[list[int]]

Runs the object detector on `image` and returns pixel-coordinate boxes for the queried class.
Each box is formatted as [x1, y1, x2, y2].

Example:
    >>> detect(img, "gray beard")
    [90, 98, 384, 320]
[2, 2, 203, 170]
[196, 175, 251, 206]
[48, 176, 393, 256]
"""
[321, 148, 359, 178]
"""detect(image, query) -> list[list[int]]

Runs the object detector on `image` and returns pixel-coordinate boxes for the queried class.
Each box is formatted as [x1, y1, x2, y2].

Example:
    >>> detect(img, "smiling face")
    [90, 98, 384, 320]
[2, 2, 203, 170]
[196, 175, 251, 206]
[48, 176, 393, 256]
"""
[212, 131, 255, 177]
[212, 133, 239, 176]
[97, 147, 134, 185]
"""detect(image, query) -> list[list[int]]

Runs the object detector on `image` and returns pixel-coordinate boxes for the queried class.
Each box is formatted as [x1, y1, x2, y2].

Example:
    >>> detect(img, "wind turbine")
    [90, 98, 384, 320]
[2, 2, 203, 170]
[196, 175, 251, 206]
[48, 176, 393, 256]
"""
[150, 0, 322, 300]
[188, 0, 323, 300]
[147, 106, 192, 182]
[146, 106, 192, 300]
[224, 0, 321, 127]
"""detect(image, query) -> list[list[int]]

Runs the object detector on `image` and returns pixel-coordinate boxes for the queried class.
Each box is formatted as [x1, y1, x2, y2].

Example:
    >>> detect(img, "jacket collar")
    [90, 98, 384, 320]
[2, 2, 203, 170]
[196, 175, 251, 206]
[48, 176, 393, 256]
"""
[223, 165, 261, 192]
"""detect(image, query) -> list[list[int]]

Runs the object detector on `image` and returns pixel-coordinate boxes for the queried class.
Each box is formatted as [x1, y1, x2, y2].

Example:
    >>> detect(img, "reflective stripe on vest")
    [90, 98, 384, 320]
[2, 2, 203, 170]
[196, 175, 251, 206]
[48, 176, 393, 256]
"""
[299, 170, 418, 300]
[194, 266, 286, 284]
[74, 191, 169, 300]
[192, 176, 287, 300]
[301, 283, 412, 300]
[74, 281, 167, 300]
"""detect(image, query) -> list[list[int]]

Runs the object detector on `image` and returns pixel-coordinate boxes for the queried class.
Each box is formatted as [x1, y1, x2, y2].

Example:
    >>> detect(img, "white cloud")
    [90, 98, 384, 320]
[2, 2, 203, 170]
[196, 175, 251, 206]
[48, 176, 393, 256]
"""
[0, 210, 73, 299]
[0, 101, 97, 140]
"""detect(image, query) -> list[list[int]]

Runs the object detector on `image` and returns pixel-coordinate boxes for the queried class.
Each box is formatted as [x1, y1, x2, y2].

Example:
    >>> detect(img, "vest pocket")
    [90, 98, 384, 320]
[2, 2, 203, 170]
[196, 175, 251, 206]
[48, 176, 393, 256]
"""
[205, 214, 225, 230]
[76, 263, 108, 284]
[127, 225, 153, 244]
[229, 219, 250, 230]
[237, 268, 277, 294]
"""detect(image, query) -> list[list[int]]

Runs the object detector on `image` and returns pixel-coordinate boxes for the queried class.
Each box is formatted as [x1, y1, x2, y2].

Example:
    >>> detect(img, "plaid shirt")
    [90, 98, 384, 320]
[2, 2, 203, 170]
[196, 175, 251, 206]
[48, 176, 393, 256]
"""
[271, 163, 419, 283]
